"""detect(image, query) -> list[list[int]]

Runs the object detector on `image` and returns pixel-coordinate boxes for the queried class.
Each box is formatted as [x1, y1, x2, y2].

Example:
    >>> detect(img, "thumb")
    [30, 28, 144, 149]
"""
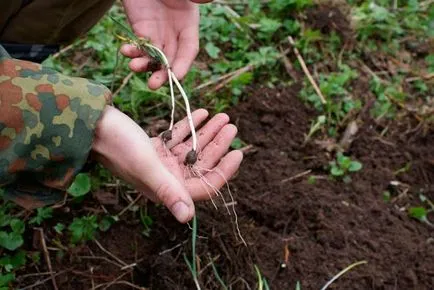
[93, 106, 195, 223]
[143, 160, 195, 223]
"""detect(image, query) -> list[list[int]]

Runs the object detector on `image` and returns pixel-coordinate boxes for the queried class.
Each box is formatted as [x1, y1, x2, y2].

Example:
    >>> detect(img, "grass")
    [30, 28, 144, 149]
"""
[329, 152, 363, 183]
[184, 215, 200, 290]
[254, 265, 270, 290]
[1, 0, 433, 288]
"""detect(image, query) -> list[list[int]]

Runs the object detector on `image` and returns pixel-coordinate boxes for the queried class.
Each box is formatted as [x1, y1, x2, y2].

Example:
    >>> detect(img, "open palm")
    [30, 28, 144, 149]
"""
[149, 109, 242, 202]
[93, 107, 242, 223]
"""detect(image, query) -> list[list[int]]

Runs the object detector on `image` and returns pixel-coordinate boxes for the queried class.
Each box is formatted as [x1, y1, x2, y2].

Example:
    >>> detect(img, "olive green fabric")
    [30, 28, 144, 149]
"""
[0, 1, 22, 38]
[0, 0, 115, 44]
[0, 46, 111, 209]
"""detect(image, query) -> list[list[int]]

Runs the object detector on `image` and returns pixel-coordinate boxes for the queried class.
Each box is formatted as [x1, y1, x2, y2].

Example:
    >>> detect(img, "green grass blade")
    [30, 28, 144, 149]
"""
[210, 259, 228, 290]
[254, 265, 263, 290]
[263, 277, 270, 290]
[295, 281, 301, 290]
[110, 45, 122, 93]
[183, 216, 200, 289]
[110, 16, 137, 40]
[191, 215, 198, 276]
[183, 254, 195, 274]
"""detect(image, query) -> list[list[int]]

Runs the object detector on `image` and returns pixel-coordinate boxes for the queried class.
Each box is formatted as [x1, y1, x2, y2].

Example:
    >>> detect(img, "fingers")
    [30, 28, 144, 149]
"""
[187, 150, 243, 200]
[121, 44, 142, 58]
[121, 41, 179, 90]
[129, 58, 150, 72]
[171, 113, 231, 162]
[166, 109, 209, 149]
[189, 113, 230, 150]
[171, 25, 200, 81]
[195, 124, 238, 170]
[147, 70, 167, 90]
[121, 23, 199, 89]
[148, 39, 178, 90]
[120, 44, 150, 72]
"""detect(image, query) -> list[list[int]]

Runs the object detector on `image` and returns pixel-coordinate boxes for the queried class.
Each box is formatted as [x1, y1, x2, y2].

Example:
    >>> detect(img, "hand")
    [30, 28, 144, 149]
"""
[121, 0, 209, 90]
[150, 109, 242, 200]
[92, 106, 242, 223]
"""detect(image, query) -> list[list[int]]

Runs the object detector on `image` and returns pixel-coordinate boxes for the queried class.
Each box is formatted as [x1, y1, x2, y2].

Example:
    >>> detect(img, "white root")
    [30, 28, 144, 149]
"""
[142, 43, 197, 151]
[190, 166, 227, 212]
[197, 172, 219, 210]
[215, 168, 247, 247]
[140, 42, 245, 245]
[183, 164, 218, 210]
[143, 43, 169, 66]
[167, 68, 176, 130]
[189, 165, 247, 247]
[170, 71, 198, 151]
[210, 167, 246, 247]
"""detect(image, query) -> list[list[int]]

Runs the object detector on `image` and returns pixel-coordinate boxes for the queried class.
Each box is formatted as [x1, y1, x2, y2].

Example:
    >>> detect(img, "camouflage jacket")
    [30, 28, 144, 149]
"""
[0, 45, 110, 209]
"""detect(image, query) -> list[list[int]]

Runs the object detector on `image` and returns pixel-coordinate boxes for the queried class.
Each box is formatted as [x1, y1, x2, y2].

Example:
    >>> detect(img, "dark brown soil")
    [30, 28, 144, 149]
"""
[225, 86, 434, 290]
[20, 85, 433, 290]
[307, 1, 353, 41]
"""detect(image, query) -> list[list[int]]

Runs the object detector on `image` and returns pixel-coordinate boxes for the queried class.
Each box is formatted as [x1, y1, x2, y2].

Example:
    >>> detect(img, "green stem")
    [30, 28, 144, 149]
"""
[110, 45, 122, 93]
[210, 259, 228, 290]
[191, 215, 197, 276]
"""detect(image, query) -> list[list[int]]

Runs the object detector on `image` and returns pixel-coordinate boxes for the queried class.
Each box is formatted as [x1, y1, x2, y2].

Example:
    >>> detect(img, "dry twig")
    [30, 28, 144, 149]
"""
[36, 228, 58, 290]
[51, 39, 85, 59]
[158, 240, 188, 256]
[19, 271, 67, 290]
[113, 72, 134, 98]
[78, 256, 124, 269]
[103, 281, 147, 290]
[117, 193, 142, 217]
[94, 240, 135, 269]
[280, 47, 299, 81]
[288, 36, 327, 104]
[93, 271, 138, 290]
[421, 0, 434, 9]
[281, 170, 312, 183]
[194, 48, 290, 94]
[208, 65, 254, 94]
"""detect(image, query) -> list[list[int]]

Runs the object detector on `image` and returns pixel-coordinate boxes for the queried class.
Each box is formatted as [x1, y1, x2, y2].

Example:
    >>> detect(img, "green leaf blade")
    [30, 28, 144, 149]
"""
[68, 173, 91, 197]
[0, 232, 23, 251]
[409, 207, 427, 220]
[348, 161, 363, 172]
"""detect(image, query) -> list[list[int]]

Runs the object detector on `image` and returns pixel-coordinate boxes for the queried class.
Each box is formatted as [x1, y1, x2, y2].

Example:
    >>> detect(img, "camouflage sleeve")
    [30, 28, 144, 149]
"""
[0, 45, 111, 209]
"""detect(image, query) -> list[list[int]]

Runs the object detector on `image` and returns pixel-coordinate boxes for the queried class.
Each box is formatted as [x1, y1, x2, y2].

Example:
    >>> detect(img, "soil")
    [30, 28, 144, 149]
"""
[307, 1, 354, 42]
[21, 84, 433, 290]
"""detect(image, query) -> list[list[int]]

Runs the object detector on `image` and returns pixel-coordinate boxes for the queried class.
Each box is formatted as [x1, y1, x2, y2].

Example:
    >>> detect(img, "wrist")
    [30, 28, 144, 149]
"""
[92, 106, 115, 157]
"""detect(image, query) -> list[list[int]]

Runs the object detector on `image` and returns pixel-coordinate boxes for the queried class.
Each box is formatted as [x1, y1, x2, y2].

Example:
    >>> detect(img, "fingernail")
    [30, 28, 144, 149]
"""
[171, 201, 191, 223]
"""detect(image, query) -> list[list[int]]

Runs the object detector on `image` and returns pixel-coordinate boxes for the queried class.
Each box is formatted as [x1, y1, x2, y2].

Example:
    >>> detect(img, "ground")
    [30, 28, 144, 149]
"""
[3, 1, 434, 290]
[18, 84, 433, 290]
